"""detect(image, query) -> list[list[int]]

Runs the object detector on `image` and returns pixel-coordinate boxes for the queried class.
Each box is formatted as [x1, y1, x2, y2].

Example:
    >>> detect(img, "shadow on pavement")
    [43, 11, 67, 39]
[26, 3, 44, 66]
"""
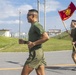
[6, 61, 23, 67]
[45, 66, 76, 71]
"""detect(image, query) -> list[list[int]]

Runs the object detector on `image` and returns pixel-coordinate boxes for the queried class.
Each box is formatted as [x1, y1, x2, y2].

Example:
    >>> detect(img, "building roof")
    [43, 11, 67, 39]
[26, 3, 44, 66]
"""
[0, 29, 9, 31]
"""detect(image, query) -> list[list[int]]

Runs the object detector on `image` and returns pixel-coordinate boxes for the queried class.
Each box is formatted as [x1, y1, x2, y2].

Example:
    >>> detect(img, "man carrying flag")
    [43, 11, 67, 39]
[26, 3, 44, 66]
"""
[58, 2, 76, 70]
[70, 20, 76, 71]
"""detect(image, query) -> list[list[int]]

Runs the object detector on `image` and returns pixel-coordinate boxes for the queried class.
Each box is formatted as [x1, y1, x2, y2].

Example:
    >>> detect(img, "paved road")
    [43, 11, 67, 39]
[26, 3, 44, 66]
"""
[0, 50, 76, 75]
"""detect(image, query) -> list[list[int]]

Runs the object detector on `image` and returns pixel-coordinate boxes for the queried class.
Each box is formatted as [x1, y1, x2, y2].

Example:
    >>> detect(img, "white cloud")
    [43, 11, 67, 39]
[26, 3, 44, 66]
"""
[0, 0, 33, 19]
[40, 0, 60, 12]
[18, 5, 33, 14]
[0, 20, 23, 25]
[0, 0, 33, 26]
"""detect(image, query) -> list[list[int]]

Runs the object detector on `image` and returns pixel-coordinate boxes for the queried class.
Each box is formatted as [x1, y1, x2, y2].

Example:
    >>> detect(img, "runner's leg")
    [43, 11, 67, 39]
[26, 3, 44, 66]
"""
[35, 64, 45, 75]
[21, 64, 34, 75]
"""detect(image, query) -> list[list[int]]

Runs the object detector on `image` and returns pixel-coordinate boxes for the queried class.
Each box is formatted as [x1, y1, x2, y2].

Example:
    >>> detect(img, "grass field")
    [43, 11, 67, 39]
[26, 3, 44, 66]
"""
[0, 33, 73, 52]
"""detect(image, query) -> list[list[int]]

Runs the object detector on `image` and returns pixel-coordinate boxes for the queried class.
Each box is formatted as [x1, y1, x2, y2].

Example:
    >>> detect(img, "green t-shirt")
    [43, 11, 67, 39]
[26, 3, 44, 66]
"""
[28, 21, 45, 50]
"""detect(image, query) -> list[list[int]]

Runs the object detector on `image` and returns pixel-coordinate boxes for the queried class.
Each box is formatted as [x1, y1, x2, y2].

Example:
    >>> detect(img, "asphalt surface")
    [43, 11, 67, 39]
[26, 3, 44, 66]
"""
[0, 50, 76, 75]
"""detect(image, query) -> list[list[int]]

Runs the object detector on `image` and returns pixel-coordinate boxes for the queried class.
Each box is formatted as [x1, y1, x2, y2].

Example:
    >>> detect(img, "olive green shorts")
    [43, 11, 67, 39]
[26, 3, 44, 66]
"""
[24, 48, 46, 69]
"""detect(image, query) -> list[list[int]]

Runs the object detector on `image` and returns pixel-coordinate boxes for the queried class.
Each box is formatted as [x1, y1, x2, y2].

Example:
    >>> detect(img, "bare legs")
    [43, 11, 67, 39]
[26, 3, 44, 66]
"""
[21, 64, 45, 75]
[21, 65, 33, 75]
[35, 65, 45, 75]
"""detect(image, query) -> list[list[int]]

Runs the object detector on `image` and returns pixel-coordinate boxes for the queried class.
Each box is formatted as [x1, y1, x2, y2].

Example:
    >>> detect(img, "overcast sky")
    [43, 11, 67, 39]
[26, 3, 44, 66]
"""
[0, 0, 76, 33]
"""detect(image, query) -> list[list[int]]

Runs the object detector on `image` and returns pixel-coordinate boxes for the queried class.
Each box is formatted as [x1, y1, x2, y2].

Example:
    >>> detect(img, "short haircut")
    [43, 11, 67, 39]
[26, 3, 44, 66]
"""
[72, 20, 76, 22]
[71, 19, 76, 28]
[28, 9, 38, 14]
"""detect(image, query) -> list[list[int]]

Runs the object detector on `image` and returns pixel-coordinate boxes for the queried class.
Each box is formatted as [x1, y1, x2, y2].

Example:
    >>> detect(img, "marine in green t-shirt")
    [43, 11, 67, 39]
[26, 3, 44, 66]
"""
[28, 21, 45, 50]
[21, 9, 49, 75]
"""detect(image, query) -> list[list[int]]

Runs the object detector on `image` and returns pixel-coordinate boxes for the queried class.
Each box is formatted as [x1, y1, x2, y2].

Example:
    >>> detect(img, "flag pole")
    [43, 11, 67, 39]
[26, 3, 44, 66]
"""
[62, 21, 68, 31]
[58, 10, 70, 35]
[61, 20, 71, 36]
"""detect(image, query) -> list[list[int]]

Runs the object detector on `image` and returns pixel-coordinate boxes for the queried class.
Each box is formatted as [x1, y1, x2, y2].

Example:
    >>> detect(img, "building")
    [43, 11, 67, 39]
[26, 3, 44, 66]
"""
[0, 29, 11, 37]
[47, 29, 61, 37]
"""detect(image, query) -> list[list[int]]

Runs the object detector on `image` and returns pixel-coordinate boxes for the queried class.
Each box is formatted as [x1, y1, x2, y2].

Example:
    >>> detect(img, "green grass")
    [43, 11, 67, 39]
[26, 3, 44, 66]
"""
[42, 38, 72, 51]
[0, 34, 73, 52]
[0, 36, 28, 52]
[54, 31, 71, 40]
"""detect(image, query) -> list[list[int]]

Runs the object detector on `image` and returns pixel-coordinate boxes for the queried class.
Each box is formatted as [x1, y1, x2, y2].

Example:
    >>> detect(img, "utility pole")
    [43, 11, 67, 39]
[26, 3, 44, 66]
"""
[44, 0, 46, 31]
[37, 0, 40, 22]
[19, 11, 21, 38]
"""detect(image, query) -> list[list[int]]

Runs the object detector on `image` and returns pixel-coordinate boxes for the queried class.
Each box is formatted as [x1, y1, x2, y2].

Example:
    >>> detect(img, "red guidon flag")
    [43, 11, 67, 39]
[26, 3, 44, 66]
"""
[58, 2, 76, 21]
